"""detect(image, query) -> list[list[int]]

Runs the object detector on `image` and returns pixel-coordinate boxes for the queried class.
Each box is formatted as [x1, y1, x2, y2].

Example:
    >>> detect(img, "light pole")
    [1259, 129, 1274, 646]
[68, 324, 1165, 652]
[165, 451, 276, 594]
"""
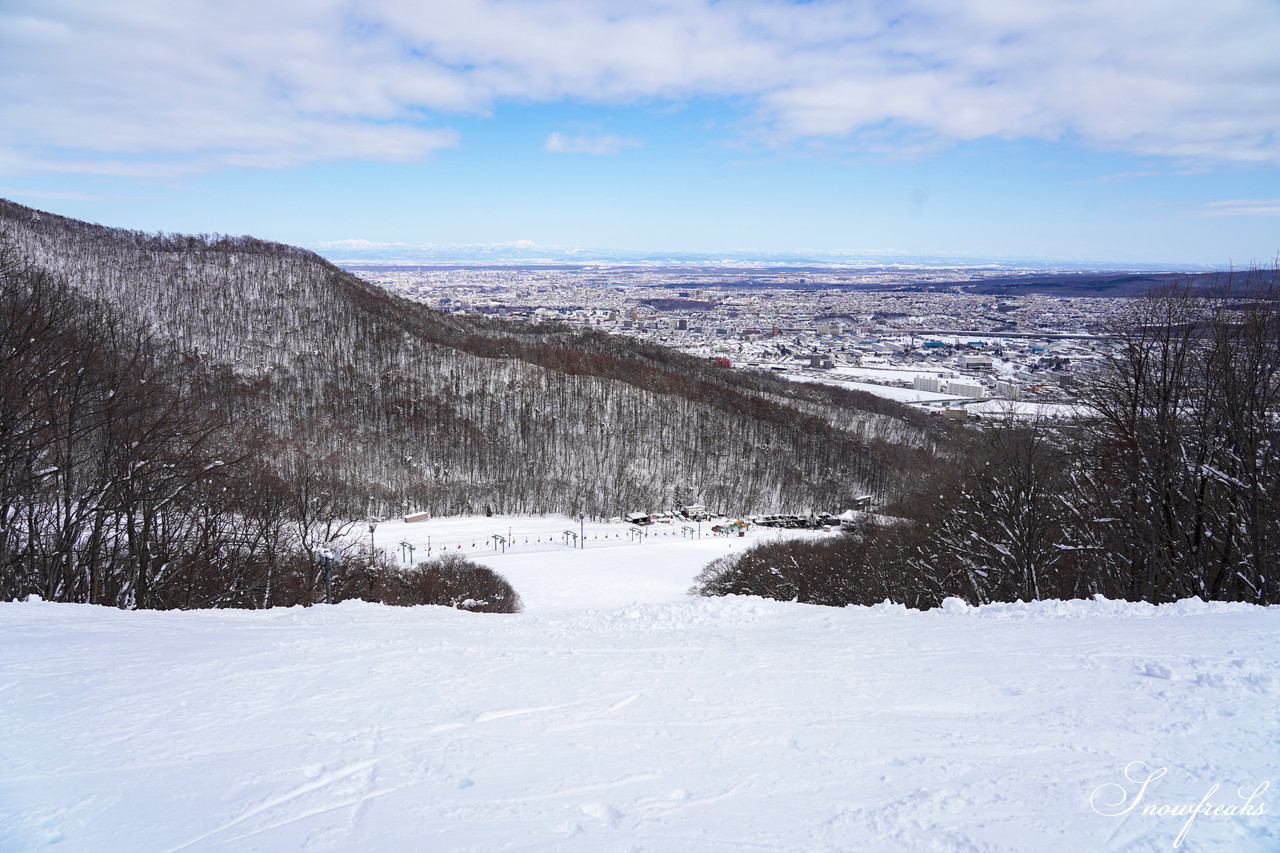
[579, 513, 585, 549]
[368, 520, 378, 563]
[317, 546, 337, 605]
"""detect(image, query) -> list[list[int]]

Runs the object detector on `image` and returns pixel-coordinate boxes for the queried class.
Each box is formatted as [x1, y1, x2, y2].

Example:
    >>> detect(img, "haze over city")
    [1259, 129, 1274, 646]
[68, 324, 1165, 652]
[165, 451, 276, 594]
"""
[2, 0, 1280, 266]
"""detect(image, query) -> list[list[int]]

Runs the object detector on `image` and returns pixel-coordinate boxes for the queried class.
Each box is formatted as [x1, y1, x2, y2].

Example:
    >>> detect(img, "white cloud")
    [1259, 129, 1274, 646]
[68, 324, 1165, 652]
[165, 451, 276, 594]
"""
[2, 0, 1280, 174]
[312, 238, 412, 250]
[1199, 199, 1280, 216]
[544, 132, 641, 155]
[314, 238, 542, 250]
[0, 186, 158, 202]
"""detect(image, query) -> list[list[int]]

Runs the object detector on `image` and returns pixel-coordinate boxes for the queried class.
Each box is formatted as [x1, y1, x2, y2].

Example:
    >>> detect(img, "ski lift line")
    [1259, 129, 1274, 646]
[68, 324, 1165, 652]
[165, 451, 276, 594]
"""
[360, 516, 826, 559]
[390, 516, 808, 558]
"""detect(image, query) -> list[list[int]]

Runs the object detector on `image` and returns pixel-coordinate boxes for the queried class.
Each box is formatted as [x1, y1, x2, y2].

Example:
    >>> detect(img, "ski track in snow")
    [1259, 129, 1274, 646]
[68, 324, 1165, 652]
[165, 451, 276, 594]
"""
[2, 515, 1279, 852]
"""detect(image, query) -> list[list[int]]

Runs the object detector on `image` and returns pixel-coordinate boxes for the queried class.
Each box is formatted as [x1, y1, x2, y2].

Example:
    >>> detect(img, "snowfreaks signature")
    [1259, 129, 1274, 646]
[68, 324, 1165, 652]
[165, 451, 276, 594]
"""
[1090, 761, 1269, 847]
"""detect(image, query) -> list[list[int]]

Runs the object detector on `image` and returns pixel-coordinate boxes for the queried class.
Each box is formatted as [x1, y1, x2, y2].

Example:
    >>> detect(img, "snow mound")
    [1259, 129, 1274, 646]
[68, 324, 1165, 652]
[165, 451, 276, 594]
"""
[925, 595, 1274, 619]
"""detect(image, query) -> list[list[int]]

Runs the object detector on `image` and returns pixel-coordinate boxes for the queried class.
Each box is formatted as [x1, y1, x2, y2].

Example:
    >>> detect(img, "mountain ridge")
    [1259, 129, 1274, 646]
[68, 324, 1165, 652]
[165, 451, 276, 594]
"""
[0, 198, 936, 518]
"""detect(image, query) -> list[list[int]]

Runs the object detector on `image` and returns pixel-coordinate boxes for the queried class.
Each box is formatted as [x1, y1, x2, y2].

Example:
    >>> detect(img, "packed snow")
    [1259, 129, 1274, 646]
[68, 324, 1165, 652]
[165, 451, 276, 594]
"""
[3, 515, 1278, 852]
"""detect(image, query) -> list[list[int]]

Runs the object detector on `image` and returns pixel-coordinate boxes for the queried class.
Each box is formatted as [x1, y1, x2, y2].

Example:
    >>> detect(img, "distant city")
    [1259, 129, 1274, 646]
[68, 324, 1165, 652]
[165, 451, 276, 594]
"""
[339, 261, 1172, 419]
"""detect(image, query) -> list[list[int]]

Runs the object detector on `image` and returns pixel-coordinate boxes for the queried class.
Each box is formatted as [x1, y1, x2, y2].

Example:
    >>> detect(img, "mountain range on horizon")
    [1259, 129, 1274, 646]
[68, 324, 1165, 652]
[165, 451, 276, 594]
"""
[307, 238, 1217, 273]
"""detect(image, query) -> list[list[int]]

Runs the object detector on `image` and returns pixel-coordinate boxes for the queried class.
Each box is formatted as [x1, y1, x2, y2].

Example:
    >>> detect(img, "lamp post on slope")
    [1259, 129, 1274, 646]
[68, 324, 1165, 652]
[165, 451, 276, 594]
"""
[317, 546, 337, 605]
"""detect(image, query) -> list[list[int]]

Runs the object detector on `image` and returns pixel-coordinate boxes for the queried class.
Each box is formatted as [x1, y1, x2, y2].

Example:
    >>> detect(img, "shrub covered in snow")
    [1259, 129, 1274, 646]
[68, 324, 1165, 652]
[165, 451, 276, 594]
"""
[333, 553, 523, 613]
[690, 525, 945, 609]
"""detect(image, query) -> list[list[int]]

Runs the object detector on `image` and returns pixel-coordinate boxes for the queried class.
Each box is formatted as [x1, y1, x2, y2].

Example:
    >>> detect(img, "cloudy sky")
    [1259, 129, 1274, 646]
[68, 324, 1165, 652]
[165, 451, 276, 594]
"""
[2, 0, 1279, 265]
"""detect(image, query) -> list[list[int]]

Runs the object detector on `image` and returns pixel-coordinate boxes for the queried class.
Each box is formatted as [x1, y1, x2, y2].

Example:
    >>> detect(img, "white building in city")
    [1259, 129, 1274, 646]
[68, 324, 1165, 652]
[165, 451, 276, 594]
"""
[945, 380, 987, 399]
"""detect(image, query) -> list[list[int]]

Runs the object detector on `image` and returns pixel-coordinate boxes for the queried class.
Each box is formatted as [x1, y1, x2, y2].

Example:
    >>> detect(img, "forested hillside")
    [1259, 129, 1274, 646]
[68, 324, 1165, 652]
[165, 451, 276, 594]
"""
[0, 199, 934, 520]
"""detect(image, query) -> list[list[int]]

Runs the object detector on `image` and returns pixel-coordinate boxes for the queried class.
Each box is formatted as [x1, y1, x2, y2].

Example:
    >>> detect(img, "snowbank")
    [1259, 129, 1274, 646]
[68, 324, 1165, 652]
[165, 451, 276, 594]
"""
[3, 593, 1277, 852]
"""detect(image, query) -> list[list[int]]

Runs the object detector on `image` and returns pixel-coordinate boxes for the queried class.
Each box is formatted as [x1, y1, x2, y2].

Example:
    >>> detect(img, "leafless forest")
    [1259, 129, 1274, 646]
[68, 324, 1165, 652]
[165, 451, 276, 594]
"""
[0, 199, 937, 608]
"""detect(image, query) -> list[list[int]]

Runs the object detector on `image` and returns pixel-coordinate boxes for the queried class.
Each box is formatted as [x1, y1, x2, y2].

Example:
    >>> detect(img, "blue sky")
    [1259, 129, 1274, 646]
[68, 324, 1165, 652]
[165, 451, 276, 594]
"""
[2, 0, 1279, 266]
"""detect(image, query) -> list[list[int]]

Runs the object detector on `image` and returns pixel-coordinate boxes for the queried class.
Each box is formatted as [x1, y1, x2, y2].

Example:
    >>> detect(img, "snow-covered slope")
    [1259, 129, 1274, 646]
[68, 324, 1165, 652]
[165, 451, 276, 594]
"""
[3, 523, 1277, 852]
[371, 514, 822, 612]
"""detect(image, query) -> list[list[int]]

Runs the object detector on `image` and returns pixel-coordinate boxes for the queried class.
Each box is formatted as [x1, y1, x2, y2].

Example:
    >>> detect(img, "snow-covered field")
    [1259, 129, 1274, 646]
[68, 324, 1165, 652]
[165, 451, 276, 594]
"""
[3, 516, 1278, 852]
[965, 399, 1089, 420]
[375, 514, 820, 613]
[783, 371, 970, 405]
[782, 371, 1090, 418]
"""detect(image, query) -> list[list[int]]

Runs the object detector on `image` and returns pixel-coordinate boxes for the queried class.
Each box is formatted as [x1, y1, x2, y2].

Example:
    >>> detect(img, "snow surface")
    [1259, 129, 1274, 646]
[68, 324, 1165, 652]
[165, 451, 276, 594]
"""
[964, 399, 1089, 420]
[3, 516, 1279, 852]
[375, 514, 821, 613]
[782, 372, 970, 404]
